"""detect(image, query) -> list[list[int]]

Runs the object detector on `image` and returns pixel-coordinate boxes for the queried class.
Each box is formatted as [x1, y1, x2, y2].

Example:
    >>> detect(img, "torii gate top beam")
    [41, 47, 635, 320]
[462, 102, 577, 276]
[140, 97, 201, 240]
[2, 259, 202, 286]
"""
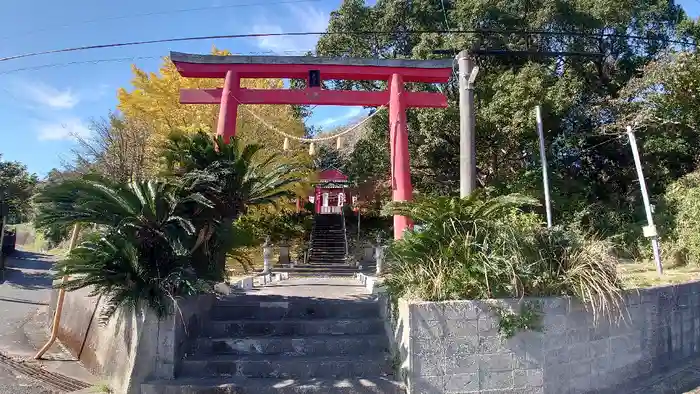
[170, 52, 453, 83]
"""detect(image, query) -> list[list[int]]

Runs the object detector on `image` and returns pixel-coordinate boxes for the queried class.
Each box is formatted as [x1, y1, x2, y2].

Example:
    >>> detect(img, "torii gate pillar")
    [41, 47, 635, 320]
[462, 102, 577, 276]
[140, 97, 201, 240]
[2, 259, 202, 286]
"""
[389, 74, 413, 239]
[217, 70, 240, 141]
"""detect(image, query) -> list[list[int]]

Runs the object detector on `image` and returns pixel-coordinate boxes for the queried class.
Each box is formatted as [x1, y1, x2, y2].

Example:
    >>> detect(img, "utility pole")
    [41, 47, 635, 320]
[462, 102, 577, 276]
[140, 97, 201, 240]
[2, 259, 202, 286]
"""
[458, 50, 479, 197]
[626, 126, 663, 275]
[535, 106, 553, 228]
[0, 201, 6, 276]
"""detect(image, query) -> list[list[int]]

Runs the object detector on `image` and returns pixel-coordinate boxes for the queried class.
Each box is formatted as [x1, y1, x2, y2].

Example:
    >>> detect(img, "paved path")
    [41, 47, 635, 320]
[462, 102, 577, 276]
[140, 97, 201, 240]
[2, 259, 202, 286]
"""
[0, 362, 56, 394]
[243, 277, 373, 300]
[0, 251, 56, 393]
[0, 251, 93, 393]
[0, 251, 55, 356]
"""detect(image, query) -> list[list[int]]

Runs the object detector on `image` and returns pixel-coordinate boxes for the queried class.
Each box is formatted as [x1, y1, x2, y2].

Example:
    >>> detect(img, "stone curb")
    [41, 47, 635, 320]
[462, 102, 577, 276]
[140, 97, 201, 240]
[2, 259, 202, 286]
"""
[355, 273, 385, 294]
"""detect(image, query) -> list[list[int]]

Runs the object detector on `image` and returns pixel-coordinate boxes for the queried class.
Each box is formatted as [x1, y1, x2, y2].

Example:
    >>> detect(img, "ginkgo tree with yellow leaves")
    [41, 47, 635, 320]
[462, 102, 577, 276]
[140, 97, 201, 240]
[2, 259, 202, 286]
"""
[117, 47, 312, 175]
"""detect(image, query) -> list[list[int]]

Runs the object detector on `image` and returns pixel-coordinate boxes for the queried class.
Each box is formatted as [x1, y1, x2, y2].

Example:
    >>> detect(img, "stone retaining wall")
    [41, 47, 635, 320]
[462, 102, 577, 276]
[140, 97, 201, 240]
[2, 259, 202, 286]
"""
[390, 281, 700, 394]
[49, 286, 214, 394]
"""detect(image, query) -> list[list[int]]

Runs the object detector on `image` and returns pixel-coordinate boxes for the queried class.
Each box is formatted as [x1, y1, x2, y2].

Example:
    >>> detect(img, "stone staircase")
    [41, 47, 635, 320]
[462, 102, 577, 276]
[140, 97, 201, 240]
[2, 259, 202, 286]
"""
[276, 214, 357, 277]
[142, 290, 403, 393]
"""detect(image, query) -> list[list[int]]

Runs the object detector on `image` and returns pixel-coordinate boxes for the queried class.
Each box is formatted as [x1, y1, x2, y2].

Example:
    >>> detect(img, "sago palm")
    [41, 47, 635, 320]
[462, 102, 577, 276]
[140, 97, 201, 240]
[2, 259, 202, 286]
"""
[162, 131, 303, 273]
[163, 131, 303, 219]
[34, 176, 220, 321]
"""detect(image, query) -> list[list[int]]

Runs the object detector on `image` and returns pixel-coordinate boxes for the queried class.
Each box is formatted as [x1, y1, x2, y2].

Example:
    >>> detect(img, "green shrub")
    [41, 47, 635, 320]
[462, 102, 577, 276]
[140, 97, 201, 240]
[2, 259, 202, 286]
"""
[384, 192, 623, 323]
[238, 210, 312, 244]
[569, 202, 644, 259]
[660, 171, 700, 265]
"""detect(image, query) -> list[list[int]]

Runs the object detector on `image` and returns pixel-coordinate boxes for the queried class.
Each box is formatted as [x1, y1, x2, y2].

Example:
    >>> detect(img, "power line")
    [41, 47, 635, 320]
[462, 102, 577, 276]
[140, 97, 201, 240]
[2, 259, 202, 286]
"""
[564, 134, 625, 163]
[0, 51, 321, 75]
[0, 56, 161, 75]
[0, 29, 694, 63]
[440, 0, 451, 31]
[0, 0, 323, 41]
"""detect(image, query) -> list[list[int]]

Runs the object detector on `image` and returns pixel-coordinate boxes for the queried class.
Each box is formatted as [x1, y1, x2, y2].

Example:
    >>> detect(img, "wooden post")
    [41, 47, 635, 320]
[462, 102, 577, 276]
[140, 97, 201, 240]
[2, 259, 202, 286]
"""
[35, 223, 81, 360]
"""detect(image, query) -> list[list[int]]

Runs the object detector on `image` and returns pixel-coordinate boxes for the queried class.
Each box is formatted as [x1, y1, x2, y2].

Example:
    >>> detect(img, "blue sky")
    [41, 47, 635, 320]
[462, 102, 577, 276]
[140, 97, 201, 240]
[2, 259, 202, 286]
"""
[0, 0, 698, 177]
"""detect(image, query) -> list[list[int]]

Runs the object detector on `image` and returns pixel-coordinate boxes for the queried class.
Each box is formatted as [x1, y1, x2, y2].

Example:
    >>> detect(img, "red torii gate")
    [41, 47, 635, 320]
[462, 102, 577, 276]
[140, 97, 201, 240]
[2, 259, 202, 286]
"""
[170, 51, 452, 239]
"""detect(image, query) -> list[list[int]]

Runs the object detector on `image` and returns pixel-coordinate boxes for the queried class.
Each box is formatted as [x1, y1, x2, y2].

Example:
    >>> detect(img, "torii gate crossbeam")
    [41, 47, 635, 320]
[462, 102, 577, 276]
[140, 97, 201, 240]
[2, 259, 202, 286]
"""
[171, 51, 453, 239]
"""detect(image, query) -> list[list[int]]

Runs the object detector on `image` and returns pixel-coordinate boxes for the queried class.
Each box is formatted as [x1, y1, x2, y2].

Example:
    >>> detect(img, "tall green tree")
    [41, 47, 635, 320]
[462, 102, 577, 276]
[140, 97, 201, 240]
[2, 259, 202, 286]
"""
[0, 155, 38, 223]
[316, 0, 695, 246]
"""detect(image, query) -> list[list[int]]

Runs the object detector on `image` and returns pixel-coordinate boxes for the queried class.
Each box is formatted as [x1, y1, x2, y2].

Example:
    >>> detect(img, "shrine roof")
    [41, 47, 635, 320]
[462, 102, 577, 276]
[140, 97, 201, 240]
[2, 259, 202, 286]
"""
[170, 52, 453, 83]
[318, 168, 349, 182]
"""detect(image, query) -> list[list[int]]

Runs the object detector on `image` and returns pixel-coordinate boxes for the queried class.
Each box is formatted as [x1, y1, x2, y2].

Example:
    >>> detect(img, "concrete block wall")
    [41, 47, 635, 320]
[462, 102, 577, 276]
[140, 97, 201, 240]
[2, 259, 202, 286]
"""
[49, 287, 215, 394]
[393, 280, 700, 394]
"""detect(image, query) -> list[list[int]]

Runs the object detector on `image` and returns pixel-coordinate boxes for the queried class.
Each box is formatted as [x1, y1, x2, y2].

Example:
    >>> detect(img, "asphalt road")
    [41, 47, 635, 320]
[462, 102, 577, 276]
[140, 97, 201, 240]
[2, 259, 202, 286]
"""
[0, 251, 57, 393]
[0, 362, 56, 393]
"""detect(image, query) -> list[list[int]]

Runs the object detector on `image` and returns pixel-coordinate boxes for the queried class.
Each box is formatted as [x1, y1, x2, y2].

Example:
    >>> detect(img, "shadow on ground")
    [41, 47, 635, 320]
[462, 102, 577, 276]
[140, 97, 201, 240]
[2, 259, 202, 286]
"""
[5, 259, 53, 271]
[1, 268, 53, 291]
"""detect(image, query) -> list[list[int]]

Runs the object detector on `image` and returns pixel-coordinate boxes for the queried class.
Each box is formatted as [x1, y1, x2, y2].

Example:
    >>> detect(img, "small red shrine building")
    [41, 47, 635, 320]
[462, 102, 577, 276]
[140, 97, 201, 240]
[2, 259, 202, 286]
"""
[310, 169, 353, 214]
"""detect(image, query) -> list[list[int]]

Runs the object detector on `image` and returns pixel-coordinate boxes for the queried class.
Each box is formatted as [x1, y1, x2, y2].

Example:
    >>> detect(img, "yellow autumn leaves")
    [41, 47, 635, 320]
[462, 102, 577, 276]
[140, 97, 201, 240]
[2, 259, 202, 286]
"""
[116, 48, 311, 175]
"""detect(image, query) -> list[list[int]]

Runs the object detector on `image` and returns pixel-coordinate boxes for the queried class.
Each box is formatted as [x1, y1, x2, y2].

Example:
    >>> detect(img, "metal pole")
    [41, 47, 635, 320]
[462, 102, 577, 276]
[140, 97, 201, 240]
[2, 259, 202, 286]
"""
[626, 126, 663, 275]
[357, 210, 361, 239]
[0, 214, 6, 275]
[458, 50, 479, 197]
[536, 106, 553, 228]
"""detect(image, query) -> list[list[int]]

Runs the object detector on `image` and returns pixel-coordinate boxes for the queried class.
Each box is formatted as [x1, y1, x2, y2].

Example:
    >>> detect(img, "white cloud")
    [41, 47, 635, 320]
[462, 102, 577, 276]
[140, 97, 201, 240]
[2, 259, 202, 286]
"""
[319, 108, 364, 127]
[252, 4, 329, 53]
[21, 81, 80, 109]
[37, 118, 90, 141]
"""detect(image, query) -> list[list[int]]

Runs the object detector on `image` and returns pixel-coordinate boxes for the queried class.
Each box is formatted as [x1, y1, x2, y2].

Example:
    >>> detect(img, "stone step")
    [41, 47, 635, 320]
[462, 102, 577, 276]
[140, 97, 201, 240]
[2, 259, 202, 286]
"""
[308, 254, 347, 257]
[311, 236, 344, 239]
[142, 377, 405, 394]
[211, 300, 379, 321]
[192, 334, 388, 357]
[273, 267, 355, 273]
[180, 354, 394, 379]
[302, 264, 353, 269]
[288, 272, 357, 278]
[205, 318, 386, 338]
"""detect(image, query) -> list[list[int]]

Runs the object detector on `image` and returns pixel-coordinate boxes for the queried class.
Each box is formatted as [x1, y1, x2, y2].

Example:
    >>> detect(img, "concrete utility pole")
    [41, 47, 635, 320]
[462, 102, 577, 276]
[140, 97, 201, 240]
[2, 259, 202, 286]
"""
[535, 106, 553, 228]
[626, 126, 663, 275]
[458, 50, 479, 197]
[0, 202, 6, 274]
